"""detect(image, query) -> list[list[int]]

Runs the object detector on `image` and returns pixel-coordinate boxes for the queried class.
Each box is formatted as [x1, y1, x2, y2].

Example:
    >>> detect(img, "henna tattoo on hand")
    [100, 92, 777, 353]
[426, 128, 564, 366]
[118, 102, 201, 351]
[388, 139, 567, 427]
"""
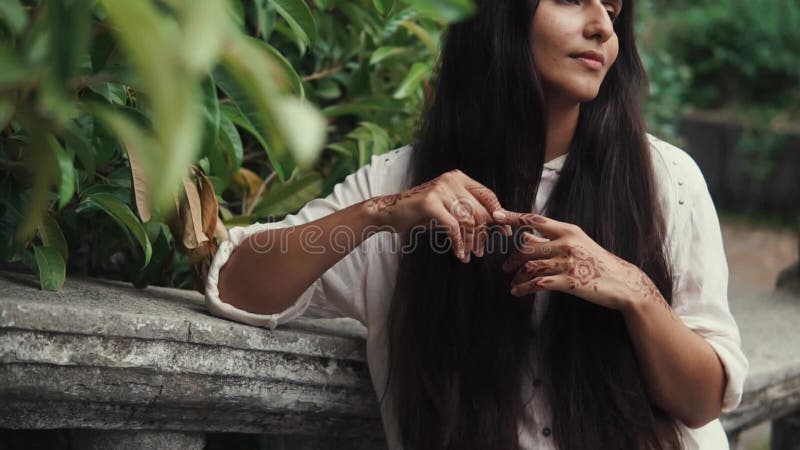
[617, 256, 679, 320]
[565, 245, 603, 289]
[364, 179, 437, 215]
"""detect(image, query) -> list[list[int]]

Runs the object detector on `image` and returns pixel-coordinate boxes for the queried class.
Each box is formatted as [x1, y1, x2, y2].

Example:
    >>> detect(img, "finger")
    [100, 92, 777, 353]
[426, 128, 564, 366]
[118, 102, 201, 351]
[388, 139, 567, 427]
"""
[462, 179, 513, 237]
[475, 222, 488, 257]
[502, 233, 559, 273]
[510, 275, 564, 297]
[449, 197, 477, 263]
[511, 258, 564, 284]
[492, 211, 568, 239]
[464, 180, 503, 216]
[450, 193, 494, 260]
[461, 218, 475, 263]
[431, 203, 466, 262]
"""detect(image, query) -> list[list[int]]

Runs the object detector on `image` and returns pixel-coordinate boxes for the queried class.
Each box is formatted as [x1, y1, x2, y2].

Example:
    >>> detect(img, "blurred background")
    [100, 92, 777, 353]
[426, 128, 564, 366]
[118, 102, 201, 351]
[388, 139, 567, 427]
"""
[0, 0, 798, 449]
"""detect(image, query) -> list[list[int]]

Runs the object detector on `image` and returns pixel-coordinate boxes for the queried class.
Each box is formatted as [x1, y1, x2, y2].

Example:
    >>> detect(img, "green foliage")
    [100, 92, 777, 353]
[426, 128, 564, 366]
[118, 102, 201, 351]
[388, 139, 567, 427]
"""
[639, 0, 800, 131]
[669, 0, 800, 112]
[638, 0, 799, 190]
[0, 0, 474, 291]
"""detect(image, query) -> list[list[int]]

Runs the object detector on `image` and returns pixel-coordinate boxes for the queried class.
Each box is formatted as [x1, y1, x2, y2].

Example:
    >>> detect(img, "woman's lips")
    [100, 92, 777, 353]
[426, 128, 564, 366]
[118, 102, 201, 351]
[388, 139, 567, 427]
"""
[572, 56, 603, 71]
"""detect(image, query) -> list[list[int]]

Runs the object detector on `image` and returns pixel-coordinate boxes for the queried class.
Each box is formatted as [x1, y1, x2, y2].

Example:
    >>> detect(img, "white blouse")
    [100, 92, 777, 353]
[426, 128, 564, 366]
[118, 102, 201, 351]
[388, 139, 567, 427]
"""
[205, 133, 748, 450]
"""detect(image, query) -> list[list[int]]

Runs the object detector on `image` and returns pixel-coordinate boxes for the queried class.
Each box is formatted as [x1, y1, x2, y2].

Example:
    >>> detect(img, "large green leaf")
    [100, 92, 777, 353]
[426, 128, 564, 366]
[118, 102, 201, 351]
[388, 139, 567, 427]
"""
[15, 130, 59, 244]
[179, 0, 229, 74]
[217, 109, 244, 174]
[60, 125, 96, 179]
[268, 0, 317, 45]
[79, 192, 153, 268]
[0, 0, 27, 35]
[217, 38, 291, 180]
[218, 36, 325, 180]
[250, 172, 324, 218]
[33, 245, 66, 291]
[45, 0, 91, 84]
[372, 0, 396, 16]
[393, 62, 430, 99]
[0, 47, 29, 88]
[322, 98, 406, 118]
[370, 46, 411, 65]
[272, 97, 326, 169]
[36, 213, 68, 263]
[201, 75, 222, 177]
[258, 40, 305, 98]
[401, 0, 475, 23]
[52, 138, 76, 210]
[99, 0, 204, 212]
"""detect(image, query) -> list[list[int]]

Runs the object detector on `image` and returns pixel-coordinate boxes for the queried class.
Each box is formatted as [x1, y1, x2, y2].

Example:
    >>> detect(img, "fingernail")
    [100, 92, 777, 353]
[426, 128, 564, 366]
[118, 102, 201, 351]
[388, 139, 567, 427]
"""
[493, 210, 507, 221]
[458, 249, 465, 259]
[510, 286, 519, 296]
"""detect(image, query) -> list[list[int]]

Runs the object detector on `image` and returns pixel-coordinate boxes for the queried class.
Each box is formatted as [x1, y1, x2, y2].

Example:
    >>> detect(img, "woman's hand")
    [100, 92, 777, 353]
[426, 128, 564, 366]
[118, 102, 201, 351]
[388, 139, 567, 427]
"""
[365, 169, 512, 263]
[492, 211, 664, 312]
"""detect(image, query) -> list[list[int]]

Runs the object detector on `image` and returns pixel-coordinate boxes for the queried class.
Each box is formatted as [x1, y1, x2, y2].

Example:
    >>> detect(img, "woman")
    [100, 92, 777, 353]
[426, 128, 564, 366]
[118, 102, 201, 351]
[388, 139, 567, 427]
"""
[205, 0, 748, 449]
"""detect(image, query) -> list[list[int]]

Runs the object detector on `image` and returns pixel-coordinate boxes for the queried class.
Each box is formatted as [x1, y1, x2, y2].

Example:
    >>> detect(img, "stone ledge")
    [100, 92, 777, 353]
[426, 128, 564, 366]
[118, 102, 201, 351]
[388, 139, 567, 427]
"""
[0, 271, 384, 445]
[723, 283, 800, 434]
[3, 270, 800, 446]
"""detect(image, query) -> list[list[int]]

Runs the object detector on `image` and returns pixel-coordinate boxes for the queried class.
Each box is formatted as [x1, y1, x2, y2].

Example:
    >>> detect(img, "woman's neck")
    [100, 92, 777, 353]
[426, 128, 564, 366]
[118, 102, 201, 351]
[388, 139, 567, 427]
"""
[544, 101, 580, 163]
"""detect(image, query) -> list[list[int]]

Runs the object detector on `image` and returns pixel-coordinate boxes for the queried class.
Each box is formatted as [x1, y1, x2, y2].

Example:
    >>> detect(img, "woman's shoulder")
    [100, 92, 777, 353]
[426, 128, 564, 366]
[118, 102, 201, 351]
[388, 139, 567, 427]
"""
[369, 144, 416, 195]
[646, 133, 707, 194]
[645, 133, 714, 242]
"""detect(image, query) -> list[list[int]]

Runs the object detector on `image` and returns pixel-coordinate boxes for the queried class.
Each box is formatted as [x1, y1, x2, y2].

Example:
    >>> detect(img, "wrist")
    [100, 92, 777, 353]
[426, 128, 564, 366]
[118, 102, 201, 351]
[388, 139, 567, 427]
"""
[359, 198, 390, 234]
[616, 287, 655, 322]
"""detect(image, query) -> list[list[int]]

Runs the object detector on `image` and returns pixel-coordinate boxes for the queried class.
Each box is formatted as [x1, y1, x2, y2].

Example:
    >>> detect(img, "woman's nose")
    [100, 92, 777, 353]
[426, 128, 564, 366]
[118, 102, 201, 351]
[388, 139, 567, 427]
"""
[582, 1, 615, 43]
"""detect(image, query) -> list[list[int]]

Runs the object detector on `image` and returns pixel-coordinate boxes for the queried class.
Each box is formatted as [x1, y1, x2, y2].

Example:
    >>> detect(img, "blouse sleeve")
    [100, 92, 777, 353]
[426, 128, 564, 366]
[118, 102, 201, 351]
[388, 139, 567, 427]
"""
[669, 156, 749, 413]
[204, 152, 389, 330]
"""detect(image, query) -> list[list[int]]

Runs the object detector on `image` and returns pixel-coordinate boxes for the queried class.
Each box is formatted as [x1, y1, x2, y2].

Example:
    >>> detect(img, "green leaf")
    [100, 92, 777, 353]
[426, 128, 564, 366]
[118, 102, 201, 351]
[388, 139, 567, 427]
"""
[257, 40, 305, 98]
[53, 138, 76, 210]
[401, 0, 475, 23]
[398, 20, 438, 54]
[217, 39, 289, 178]
[314, 78, 341, 100]
[0, 0, 27, 34]
[36, 213, 68, 263]
[322, 98, 405, 117]
[217, 108, 244, 174]
[250, 172, 324, 218]
[15, 130, 59, 244]
[0, 99, 14, 130]
[80, 192, 153, 268]
[0, 46, 29, 88]
[88, 83, 127, 105]
[131, 222, 170, 288]
[181, 0, 228, 74]
[393, 62, 430, 99]
[98, 0, 204, 213]
[201, 75, 222, 175]
[372, 0, 395, 16]
[268, 0, 317, 45]
[33, 246, 66, 291]
[370, 46, 410, 65]
[45, 0, 92, 83]
[60, 125, 96, 179]
[272, 97, 327, 169]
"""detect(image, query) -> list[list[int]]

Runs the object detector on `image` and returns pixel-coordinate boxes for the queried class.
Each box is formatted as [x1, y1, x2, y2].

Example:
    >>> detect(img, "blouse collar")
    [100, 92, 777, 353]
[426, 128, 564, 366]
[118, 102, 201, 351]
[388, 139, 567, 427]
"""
[543, 153, 568, 174]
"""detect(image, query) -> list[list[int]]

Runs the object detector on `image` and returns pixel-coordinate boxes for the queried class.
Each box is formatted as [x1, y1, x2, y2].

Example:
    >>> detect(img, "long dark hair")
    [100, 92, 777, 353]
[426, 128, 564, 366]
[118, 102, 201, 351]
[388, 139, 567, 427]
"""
[384, 0, 683, 449]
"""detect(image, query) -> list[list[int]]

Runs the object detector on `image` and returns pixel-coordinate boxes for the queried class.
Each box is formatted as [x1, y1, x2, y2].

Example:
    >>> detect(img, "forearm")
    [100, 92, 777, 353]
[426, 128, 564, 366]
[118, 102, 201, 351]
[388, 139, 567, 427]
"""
[619, 293, 727, 428]
[217, 200, 382, 315]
